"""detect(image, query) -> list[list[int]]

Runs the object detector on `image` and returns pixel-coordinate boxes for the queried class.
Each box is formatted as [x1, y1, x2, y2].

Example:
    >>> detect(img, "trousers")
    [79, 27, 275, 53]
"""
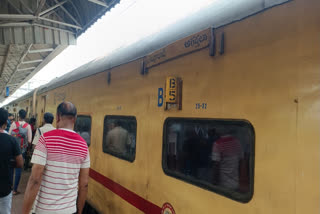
[10, 152, 26, 192]
[0, 192, 12, 214]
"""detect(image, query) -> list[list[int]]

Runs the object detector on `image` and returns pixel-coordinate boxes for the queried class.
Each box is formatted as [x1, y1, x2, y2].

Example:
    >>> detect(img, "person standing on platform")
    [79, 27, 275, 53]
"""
[0, 108, 23, 214]
[9, 109, 32, 195]
[32, 112, 55, 149]
[5, 113, 13, 133]
[29, 118, 37, 139]
[22, 102, 90, 214]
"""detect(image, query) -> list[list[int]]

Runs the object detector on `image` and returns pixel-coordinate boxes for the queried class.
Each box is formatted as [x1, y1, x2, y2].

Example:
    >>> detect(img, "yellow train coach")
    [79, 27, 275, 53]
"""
[5, 0, 320, 213]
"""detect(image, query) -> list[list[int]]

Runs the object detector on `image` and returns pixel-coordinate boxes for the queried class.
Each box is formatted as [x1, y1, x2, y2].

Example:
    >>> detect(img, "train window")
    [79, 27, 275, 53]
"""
[103, 116, 137, 162]
[162, 118, 254, 202]
[75, 115, 92, 146]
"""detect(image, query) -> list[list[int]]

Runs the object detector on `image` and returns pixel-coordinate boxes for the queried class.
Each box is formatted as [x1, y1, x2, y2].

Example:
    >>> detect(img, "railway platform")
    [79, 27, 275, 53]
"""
[11, 170, 30, 214]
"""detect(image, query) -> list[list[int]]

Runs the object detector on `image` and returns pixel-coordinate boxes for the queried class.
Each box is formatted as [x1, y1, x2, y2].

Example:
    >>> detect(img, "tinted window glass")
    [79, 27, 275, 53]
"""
[163, 118, 254, 202]
[75, 116, 91, 146]
[103, 116, 137, 162]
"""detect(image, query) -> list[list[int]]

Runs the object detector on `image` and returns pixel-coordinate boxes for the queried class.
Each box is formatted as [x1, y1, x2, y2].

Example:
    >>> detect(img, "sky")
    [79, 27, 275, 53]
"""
[0, 0, 216, 106]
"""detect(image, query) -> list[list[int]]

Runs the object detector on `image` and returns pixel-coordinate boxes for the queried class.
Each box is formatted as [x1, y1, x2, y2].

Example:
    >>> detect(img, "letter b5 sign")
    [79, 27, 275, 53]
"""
[166, 77, 177, 103]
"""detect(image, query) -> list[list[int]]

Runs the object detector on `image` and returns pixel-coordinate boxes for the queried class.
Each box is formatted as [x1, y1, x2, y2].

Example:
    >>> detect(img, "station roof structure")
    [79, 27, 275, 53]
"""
[0, 0, 119, 102]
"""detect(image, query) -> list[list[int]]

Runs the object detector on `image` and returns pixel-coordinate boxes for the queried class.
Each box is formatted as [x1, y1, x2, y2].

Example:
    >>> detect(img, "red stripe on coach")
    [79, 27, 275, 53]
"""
[89, 169, 162, 214]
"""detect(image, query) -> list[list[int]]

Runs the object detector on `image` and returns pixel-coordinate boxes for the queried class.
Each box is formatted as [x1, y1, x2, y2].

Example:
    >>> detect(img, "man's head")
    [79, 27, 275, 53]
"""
[56, 102, 77, 129]
[0, 108, 8, 128]
[18, 109, 27, 120]
[114, 121, 121, 127]
[107, 122, 115, 131]
[30, 118, 36, 125]
[44, 112, 54, 124]
[8, 113, 13, 121]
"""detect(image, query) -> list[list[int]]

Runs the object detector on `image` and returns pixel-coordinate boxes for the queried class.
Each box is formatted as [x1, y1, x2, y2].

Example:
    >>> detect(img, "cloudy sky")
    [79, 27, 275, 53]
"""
[0, 0, 216, 106]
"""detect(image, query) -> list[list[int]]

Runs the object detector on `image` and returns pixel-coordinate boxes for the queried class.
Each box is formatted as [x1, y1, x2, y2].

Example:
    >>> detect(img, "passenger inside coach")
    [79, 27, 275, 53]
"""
[128, 123, 136, 156]
[103, 116, 137, 162]
[75, 119, 91, 146]
[211, 132, 244, 190]
[164, 120, 251, 194]
[105, 120, 132, 157]
[182, 126, 211, 178]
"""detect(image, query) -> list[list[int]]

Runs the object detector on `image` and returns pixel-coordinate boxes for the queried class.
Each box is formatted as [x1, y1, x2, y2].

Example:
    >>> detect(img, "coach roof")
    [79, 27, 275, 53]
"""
[14, 0, 291, 99]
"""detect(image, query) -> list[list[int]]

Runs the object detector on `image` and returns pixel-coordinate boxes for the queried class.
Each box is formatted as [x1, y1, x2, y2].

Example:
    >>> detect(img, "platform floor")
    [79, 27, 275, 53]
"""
[11, 169, 31, 214]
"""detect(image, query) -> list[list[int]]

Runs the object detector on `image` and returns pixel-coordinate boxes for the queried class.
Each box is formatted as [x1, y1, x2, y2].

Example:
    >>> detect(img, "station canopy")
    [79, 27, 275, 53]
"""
[0, 0, 119, 102]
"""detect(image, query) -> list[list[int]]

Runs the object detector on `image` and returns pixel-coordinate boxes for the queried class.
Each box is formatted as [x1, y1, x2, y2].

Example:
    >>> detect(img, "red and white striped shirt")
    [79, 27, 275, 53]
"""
[212, 135, 243, 190]
[31, 128, 90, 214]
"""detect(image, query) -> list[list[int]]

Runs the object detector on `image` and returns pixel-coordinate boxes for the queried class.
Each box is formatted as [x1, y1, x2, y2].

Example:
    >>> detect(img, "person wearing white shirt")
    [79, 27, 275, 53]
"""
[32, 112, 55, 147]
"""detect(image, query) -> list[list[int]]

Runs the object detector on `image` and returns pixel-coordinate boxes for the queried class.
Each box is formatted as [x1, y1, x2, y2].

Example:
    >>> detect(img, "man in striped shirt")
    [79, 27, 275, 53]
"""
[22, 102, 90, 214]
[212, 134, 244, 190]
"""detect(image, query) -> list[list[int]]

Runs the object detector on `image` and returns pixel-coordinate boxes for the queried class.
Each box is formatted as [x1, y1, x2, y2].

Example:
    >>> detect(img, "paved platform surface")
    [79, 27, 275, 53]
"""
[11, 169, 31, 214]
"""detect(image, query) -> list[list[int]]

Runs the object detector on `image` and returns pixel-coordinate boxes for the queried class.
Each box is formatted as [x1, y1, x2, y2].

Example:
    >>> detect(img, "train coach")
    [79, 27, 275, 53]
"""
[4, 0, 320, 213]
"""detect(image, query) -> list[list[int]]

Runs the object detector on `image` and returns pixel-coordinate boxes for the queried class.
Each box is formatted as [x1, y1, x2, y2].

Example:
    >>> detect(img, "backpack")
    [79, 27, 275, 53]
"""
[11, 121, 29, 153]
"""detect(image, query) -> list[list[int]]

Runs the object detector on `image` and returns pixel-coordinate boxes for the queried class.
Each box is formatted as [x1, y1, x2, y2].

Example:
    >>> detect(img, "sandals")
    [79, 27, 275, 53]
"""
[13, 191, 20, 195]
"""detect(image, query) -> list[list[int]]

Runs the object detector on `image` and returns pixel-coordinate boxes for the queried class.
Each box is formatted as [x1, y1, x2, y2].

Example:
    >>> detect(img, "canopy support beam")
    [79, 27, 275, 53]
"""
[87, 0, 108, 7]
[39, 0, 69, 17]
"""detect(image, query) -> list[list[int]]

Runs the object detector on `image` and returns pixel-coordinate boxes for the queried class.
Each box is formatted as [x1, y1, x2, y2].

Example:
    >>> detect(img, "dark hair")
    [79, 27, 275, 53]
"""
[44, 112, 54, 124]
[115, 120, 122, 127]
[30, 117, 36, 123]
[8, 113, 13, 117]
[0, 108, 8, 127]
[57, 102, 77, 118]
[18, 109, 27, 119]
